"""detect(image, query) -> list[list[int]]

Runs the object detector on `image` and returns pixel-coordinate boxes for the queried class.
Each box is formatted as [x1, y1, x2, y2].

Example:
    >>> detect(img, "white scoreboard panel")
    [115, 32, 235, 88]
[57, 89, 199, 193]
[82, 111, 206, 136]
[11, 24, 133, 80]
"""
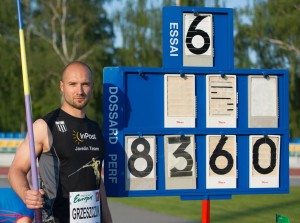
[183, 13, 213, 67]
[125, 136, 156, 191]
[206, 135, 237, 189]
[206, 75, 237, 128]
[249, 135, 280, 188]
[103, 67, 289, 198]
[248, 76, 278, 128]
[164, 74, 196, 128]
[164, 135, 196, 189]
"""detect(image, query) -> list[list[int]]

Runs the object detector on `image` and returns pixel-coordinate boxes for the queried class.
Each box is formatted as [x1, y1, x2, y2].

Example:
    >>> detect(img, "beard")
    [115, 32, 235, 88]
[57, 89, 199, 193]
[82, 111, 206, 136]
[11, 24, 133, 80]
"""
[63, 94, 91, 110]
[71, 98, 89, 109]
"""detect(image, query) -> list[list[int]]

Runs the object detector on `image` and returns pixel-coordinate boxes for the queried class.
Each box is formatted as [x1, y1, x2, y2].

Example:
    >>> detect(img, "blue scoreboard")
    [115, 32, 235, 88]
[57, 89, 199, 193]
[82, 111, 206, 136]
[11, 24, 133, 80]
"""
[103, 6, 289, 200]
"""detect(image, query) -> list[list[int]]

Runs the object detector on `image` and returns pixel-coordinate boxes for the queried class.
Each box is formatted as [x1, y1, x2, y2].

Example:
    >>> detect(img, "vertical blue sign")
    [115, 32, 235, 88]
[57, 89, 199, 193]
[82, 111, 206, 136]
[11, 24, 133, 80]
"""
[162, 6, 234, 70]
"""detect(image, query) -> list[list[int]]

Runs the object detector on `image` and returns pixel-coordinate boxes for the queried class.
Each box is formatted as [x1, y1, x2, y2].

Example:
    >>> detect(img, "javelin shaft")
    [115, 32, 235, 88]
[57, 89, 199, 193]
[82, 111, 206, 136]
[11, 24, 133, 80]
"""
[16, 1, 42, 222]
[68, 157, 99, 177]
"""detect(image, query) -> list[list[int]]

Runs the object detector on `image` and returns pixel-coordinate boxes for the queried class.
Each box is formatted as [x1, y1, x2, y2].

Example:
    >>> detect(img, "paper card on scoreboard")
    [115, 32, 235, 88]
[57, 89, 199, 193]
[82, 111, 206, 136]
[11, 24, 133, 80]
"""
[164, 74, 196, 128]
[164, 135, 196, 190]
[125, 136, 156, 191]
[206, 75, 237, 128]
[183, 13, 213, 67]
[206, 135, 237, 189]
[248, 75, 278, 128]
[249, 135, 280, 188]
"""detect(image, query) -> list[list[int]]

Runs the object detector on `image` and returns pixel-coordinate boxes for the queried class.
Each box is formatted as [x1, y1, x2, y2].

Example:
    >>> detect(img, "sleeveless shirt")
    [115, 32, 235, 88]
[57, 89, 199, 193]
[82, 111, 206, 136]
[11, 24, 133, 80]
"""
[39, 108, 105, 222]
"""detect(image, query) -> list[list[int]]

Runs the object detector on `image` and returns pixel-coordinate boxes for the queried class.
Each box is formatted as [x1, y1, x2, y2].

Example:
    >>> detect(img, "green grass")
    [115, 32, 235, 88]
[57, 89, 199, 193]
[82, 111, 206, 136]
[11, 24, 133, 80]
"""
[109, 187, 300, 223]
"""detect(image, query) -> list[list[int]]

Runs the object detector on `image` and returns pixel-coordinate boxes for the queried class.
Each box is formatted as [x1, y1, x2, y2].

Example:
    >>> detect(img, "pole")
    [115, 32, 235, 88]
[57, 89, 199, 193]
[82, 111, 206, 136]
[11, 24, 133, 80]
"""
[202, 200, 210, 223]
[16, 1, 42, 222]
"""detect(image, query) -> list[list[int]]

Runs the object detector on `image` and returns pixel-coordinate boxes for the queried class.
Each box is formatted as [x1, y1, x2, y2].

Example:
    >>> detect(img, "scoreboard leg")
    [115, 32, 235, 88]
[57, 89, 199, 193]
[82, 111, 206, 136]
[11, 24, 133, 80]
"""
[202, 200, 210, 223]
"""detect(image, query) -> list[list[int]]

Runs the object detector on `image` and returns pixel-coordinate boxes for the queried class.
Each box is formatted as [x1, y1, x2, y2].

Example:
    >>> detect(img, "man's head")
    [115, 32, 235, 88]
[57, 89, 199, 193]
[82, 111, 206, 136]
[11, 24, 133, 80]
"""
[60, 61, 94, 111]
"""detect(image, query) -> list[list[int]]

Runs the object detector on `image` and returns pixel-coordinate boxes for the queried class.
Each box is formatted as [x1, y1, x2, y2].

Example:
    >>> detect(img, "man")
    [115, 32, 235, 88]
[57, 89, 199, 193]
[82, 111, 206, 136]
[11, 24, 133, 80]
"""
[8, 61, 112, 223]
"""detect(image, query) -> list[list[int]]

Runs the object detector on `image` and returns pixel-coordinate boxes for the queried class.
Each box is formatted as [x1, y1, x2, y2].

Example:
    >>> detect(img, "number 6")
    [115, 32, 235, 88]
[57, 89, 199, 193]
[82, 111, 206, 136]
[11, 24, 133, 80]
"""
[186, 15, 211, 55]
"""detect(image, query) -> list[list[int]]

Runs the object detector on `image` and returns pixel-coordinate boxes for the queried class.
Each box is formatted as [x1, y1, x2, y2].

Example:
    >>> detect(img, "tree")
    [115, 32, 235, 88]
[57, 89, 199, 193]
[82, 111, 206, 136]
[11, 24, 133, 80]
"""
[111, 0, 224, 67]
[112, 0, 162, 67]
[0, 0, 26, 132]
[27, 0, 115, 125]
[235, 0, 300, 137]
[0, 0, 115, 131]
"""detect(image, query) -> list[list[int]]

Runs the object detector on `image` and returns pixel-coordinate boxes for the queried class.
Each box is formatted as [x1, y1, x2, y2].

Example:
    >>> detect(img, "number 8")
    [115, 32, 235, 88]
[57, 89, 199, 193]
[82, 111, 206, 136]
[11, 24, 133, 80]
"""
[127, 138, 154, 178]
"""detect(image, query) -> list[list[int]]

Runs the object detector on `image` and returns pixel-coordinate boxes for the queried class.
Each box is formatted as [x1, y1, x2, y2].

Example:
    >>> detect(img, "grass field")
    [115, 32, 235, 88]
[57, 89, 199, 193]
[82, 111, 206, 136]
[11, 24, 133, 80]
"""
[109, 187, 299, 223]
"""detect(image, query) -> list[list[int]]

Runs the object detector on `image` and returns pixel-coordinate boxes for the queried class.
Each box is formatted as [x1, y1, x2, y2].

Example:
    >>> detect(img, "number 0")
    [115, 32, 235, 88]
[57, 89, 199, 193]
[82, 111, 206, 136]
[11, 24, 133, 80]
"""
[252, 137, 277, 174]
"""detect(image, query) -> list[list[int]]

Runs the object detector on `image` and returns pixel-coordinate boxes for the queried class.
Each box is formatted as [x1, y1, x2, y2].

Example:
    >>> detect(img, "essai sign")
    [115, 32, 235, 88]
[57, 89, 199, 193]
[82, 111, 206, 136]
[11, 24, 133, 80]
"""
[169, 22, 179, 57]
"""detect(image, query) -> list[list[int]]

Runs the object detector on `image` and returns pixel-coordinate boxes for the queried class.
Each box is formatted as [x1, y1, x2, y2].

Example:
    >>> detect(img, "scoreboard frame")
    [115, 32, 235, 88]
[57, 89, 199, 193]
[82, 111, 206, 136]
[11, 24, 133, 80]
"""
[103, 6, 289, 200]
[103, 67, 289, 199]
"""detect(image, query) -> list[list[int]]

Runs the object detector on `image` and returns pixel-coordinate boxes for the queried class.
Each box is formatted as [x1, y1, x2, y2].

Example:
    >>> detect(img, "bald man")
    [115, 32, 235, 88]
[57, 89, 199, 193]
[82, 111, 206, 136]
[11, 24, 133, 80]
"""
[9, 61, 112, 223]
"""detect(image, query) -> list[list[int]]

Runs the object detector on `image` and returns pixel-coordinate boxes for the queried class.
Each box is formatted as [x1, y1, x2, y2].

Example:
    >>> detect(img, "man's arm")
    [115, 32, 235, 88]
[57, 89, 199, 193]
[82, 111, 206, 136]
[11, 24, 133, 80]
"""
[8, 119, 49, 209]
[100, 177, 112, 223]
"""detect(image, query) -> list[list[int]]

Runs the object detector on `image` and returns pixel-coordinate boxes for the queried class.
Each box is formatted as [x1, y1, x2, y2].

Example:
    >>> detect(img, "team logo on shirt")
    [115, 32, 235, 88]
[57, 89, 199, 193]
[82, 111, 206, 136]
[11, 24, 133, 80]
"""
[72, 130, 97, 145]
[55, 121, 67, 132]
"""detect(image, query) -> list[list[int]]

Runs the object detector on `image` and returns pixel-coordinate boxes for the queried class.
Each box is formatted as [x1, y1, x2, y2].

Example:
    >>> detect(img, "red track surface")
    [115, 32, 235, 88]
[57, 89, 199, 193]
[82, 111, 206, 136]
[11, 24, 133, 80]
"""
[0, 167, 9, 176]
[290, 168, 300, 176]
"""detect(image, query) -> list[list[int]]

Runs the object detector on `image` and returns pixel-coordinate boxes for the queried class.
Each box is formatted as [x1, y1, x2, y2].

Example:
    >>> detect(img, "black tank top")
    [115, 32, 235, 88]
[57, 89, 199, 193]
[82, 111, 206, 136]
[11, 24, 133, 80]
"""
[39, 108, 105, 222]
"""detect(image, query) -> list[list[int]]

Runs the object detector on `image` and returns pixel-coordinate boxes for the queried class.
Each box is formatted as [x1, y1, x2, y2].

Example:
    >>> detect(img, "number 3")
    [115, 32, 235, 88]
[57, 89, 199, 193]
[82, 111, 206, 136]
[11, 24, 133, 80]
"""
[169, 137, 194, 177]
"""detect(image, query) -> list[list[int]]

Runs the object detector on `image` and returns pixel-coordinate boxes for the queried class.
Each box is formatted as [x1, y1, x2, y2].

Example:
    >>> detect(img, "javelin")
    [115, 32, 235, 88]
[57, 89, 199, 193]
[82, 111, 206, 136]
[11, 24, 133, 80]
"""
[68, 157, 99, 177]
[16, 1, 42, 222]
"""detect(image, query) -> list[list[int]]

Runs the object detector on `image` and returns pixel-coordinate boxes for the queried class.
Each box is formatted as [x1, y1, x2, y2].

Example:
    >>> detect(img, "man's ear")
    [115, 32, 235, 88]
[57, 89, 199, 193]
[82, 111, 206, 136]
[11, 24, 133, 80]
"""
[60, 81, 64, 92]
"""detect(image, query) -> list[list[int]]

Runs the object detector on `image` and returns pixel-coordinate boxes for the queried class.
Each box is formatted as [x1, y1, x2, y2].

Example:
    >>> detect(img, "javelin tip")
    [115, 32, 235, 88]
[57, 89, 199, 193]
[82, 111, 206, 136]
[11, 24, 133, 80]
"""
[16, 0, 23, 29]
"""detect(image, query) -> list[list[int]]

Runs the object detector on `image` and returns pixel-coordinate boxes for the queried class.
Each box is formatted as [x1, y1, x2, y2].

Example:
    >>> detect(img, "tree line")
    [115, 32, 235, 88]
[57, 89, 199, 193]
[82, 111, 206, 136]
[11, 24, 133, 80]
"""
[0, 0, 299, 137]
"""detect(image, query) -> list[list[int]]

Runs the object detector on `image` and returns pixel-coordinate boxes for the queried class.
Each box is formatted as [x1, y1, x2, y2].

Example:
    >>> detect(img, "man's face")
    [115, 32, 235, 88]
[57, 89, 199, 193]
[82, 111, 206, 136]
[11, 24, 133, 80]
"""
[60, 64, 94, 110]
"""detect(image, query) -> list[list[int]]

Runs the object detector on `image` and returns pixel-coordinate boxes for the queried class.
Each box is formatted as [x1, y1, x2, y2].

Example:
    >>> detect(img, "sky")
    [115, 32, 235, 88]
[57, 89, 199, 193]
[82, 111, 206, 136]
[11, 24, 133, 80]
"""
[221, 0, 250, 9]
[106, 0, 252, 47]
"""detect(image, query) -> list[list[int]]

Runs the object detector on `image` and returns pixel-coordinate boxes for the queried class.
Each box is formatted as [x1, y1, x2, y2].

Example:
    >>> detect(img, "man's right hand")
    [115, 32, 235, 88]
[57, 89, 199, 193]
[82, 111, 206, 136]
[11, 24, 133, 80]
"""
[24, 189, 44, 209]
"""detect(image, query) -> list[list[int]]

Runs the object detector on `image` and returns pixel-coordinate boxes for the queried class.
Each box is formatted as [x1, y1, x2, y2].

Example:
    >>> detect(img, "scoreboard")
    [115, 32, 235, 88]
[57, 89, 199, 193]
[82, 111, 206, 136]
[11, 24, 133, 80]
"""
[103, 67, 289, 198]
[103, 6, 289, 200]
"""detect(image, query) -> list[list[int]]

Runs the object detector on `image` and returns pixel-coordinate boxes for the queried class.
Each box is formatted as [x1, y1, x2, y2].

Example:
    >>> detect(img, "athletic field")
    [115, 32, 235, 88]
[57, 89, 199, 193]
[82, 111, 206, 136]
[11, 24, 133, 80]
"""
[110, 186, 299, 223]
